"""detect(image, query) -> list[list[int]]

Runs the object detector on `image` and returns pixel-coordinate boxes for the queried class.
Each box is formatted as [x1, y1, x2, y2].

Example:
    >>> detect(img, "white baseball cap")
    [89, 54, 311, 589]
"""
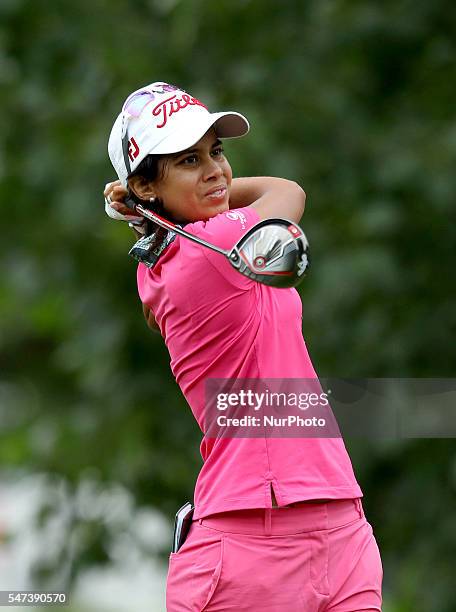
[108, 81, 250, 186]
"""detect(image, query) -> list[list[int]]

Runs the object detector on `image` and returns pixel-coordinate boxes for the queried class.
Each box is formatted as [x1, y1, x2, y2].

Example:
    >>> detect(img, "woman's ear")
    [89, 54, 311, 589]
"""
[128, 175, 156, 201]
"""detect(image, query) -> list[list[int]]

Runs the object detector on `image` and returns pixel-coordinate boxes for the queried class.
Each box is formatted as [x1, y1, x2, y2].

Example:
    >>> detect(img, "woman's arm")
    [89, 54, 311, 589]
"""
[143, 303, 160, 332]
[106, 177, 306, 224]
[229, 177, 306, 224]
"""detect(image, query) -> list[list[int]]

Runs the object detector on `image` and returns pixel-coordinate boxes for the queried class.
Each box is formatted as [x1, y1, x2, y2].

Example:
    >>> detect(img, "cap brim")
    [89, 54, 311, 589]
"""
[212, 111, 250, 139]
[152, 111, 249, 155]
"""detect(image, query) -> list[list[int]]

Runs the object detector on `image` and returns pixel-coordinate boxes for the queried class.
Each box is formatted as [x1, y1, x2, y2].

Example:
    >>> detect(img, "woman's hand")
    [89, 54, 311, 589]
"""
[104, 180, 144, 221]
[104, 180, 146, 235]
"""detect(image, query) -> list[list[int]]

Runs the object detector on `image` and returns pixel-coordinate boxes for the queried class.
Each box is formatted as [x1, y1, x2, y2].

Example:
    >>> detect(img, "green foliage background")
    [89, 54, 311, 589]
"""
[1, 0, 455, 610]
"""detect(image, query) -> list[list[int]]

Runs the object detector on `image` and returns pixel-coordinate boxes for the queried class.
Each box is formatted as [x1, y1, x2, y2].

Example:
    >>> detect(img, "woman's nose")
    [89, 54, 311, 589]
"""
[203, 157, 223, 181]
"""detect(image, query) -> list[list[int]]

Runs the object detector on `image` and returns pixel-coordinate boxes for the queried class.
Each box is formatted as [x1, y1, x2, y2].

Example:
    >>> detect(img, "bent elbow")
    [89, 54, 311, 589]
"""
[292, 180, 306, 202]
[289, 181, 306, 218]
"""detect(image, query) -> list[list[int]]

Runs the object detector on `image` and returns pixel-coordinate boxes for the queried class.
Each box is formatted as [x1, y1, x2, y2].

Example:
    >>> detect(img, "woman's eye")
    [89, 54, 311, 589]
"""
[181, 154, 198, 165]
[212, 147, 224, 158]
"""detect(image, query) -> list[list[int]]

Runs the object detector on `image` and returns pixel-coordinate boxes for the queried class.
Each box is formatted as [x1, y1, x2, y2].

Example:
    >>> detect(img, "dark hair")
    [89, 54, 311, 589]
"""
[126, 154, 173, 248]
[127, 153, 165, 210]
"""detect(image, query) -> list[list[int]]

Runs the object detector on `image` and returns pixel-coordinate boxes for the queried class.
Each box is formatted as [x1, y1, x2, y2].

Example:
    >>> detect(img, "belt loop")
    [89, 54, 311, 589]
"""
[355, 498, 363, 518]
[265, 508, 272, 536]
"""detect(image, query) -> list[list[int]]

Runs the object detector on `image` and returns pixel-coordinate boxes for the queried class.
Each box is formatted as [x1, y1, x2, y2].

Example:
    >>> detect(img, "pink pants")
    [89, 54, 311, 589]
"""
[166, 499, 383, 611]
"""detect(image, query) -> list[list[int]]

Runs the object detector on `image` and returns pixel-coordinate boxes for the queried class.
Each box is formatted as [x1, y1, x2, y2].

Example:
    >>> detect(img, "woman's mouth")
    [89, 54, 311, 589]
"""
[205, 186, 227, 201]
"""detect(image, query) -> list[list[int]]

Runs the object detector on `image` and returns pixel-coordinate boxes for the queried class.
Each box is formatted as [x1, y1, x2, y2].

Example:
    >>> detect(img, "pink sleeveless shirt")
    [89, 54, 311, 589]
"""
[137, 207, 362, 519]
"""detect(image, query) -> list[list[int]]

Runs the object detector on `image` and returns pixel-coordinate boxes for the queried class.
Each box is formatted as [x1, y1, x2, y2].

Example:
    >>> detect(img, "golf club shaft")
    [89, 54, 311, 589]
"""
[135, 204, 230, 257]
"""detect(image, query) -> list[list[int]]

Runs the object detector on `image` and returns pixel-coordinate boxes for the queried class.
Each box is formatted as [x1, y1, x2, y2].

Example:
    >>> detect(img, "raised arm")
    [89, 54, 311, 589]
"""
[229, 177, 306, 223]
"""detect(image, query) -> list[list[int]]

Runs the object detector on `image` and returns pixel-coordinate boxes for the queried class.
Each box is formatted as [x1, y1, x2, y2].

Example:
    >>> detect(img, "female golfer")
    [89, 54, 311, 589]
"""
[105, 81, 383, 611]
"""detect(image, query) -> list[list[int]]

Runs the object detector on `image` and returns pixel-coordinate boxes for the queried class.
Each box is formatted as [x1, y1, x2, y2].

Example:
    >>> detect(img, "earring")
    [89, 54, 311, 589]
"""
[150, 196, 156, 204]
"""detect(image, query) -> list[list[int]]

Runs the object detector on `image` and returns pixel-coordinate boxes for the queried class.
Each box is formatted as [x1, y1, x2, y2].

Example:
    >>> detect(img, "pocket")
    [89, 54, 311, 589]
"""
[196, 535, 224, 611]
[166, 529, 224, 612]
[309, 530, 330, 596]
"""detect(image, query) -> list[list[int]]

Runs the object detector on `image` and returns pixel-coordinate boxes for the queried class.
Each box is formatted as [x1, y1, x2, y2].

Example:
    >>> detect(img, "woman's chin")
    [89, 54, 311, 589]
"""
[199, 201, 229, 221]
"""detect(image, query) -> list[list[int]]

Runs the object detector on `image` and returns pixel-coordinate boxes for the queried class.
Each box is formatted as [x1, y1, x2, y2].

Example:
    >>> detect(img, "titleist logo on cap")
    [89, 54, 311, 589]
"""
[152, 94, 207, 129]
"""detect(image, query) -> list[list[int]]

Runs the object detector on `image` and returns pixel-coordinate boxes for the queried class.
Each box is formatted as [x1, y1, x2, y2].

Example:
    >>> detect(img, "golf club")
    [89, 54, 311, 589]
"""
[131, 202, 310, 288]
